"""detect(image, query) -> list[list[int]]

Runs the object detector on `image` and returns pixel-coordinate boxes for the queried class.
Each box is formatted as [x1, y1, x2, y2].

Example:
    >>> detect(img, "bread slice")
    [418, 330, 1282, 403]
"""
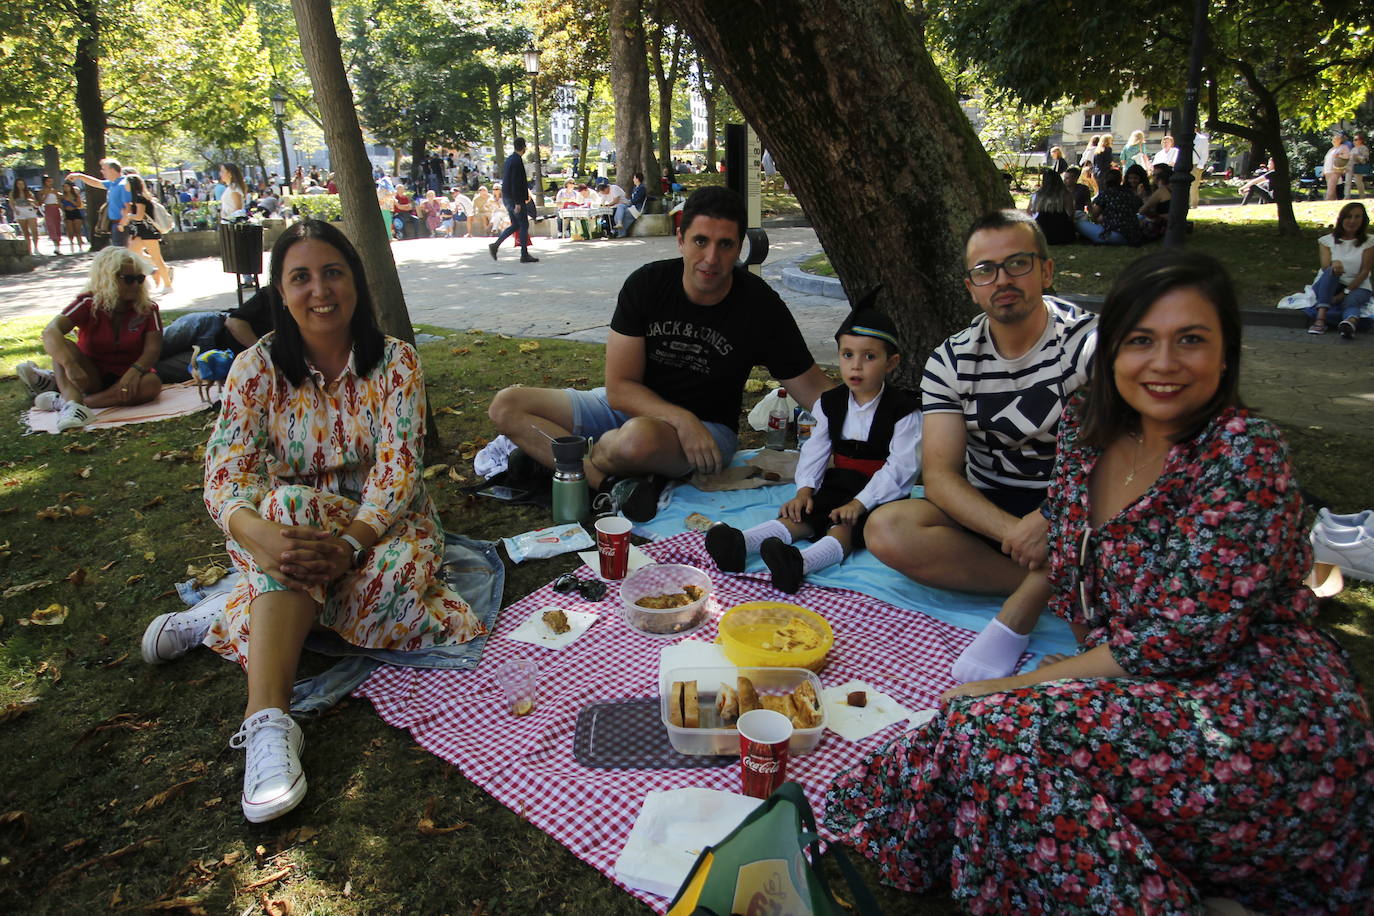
[737, 676, 761, 714]
[668, 681, 685, 727]
[791, 681, 823, 728]
[684, 681, 700, 728]
[716, 682, 739, 724]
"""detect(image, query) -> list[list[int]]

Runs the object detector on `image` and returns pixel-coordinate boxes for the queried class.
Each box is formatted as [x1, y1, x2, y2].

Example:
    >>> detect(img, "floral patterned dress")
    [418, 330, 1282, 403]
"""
[824, 403, 1374, 914]
[202, 335, 487, 667]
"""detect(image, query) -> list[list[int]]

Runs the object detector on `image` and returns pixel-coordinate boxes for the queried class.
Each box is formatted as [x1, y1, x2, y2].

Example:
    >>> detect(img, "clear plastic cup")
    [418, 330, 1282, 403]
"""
[496, 658, 538, 716]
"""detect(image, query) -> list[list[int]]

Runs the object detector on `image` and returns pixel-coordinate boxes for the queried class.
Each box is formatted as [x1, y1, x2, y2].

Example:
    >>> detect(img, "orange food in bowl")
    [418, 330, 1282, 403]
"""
[717, 601, 833, 672]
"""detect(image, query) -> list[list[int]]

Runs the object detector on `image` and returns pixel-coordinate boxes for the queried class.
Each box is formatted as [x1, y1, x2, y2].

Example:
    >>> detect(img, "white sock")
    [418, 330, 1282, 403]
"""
[800, 536, 844, 574]
[951, 618, 1030, 684]
[743, 519, 790, 553]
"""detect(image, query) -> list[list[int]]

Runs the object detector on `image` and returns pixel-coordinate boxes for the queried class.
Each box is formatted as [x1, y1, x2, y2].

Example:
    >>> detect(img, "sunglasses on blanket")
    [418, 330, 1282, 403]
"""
[553, 573, 607, 601]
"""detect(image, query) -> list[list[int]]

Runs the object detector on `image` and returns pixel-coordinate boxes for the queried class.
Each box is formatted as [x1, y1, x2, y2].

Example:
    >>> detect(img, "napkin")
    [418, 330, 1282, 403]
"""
[577, 545, 656, 580]
[506, 605, 599, 650]
[614, 787, 763, 898]
[820, 679, 914, 742]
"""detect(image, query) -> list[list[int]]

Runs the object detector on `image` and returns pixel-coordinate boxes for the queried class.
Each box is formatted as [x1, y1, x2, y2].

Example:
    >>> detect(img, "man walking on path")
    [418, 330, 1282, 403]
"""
[67, 159, 130, 248]
[490, 138, 537, 264]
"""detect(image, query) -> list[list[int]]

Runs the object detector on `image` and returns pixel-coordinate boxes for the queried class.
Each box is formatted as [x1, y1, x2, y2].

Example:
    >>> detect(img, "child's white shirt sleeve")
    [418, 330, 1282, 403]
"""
[793, 408, 833, 491]
[853, 411, 923, 511]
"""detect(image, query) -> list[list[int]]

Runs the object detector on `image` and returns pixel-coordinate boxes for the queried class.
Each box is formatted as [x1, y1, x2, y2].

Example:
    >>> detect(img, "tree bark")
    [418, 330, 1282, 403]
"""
[609, 0, 658, 186]
[488, 77, 505, 166]
[669, 0, 1011, 371]
[577, 76, 596, 177]
[647, 9, 684, 182]
[290, 0, 413, 346]
[74, 0, 107, 246]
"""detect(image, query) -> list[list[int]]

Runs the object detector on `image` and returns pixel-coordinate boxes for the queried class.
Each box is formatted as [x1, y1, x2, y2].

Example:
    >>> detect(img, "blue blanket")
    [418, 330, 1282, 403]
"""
[633, 450, 1078, 662]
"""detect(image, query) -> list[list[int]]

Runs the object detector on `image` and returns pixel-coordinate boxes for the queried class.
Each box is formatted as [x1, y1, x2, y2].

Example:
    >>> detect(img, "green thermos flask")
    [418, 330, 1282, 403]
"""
[550, 435, 590, 523]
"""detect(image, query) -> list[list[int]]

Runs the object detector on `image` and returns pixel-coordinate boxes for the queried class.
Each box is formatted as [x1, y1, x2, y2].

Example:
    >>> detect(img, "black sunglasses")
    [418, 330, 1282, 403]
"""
[118, 274, 146, 284]
[552, 573, 607, 602]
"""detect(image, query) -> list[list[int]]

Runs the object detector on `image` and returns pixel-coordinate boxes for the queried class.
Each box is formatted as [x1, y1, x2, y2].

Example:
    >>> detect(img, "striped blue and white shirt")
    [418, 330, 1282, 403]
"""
[922, 297, 1097, 492]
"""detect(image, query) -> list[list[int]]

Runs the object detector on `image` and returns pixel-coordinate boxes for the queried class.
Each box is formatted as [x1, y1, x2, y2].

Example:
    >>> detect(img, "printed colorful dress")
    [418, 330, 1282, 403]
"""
[824, 403, 1374, 914]
[203, 335, 487, 666]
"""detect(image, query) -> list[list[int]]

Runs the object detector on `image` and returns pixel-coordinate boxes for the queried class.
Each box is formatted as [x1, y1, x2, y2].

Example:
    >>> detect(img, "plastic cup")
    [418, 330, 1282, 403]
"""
[595, 515, 633, 580]
[737, 708, 792, 799]
[496, 658, 538, 716]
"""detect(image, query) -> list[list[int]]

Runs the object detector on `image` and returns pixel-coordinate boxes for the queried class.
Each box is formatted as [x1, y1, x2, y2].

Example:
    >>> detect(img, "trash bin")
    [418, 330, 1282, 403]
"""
[218, 222, 263, 276]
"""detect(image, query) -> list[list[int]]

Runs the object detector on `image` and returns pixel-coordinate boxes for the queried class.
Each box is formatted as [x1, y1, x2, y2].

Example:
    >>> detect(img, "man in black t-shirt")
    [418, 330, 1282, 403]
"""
[154, 287, 276, 382]
[488, 186, 831, 520]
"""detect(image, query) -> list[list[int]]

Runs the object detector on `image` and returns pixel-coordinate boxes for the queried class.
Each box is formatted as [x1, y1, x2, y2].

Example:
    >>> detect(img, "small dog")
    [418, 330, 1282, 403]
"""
[191, 346, 234, 402]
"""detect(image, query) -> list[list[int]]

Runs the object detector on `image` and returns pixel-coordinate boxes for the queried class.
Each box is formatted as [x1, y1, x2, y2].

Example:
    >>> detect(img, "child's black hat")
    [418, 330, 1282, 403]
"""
[835, 286, 900, 354]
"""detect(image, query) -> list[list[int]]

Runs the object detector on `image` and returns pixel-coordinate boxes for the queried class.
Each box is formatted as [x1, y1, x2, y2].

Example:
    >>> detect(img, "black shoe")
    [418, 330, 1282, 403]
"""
[613, 475, 667, 523]
[760, 537, 804, 594]
[705, 523, 746, 573]
[506, 447, 553, 487]
[520, 254, 539, 263]
[488, 242, 499, 261]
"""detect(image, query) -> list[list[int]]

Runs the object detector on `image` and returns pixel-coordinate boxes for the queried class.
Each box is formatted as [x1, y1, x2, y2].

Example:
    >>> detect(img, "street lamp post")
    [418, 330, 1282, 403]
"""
[522, 47, 543, 211]
[271, 91, 290, 194]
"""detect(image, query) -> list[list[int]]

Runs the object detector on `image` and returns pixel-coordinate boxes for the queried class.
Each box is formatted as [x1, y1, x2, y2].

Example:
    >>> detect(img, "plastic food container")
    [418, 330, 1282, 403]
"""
[717, 602, 834, 672]
[660, 666, 826, 756]
[619, 563, 712, 639]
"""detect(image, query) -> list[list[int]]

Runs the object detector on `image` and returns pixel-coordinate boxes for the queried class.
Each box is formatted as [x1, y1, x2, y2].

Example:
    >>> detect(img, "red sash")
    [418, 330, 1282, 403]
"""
[832, 453, 883, 477]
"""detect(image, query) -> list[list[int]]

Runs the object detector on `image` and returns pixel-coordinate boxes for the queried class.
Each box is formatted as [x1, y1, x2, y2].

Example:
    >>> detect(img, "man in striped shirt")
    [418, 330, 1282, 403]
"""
[866, 210, 1097, 681]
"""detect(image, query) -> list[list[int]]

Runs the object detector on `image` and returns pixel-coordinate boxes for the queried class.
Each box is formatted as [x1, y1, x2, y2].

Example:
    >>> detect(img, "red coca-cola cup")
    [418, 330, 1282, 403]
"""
[594, 516, 633, 580]
[737, 708, 793, 799]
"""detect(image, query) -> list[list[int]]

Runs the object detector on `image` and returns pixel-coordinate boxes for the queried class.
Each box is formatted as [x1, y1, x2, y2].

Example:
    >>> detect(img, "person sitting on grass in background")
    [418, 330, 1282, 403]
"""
[706, 302, 921, 593]
[16, 246, 163, 432]
[487, 185, 833, 522]
[1063, 166, 1091, 213]
[1306, 201, 1373, 338]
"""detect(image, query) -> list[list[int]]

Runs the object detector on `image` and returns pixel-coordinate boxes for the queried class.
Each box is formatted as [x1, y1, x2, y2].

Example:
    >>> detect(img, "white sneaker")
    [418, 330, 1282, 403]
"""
[1311, 525, 1374, 581]
[1316, 507, 1374, 534]
[16, 360, 56, 396]
[32, 391, 63, 411]
[55, 401, 92, 432]
[230, 708, 306, 823]
[140, 600, 221, 664]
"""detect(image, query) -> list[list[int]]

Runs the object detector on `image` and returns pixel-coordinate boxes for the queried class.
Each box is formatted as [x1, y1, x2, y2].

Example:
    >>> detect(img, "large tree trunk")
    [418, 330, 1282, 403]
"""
[74, 0, 107, 246]
[648, 10, 684, 183]
[609, 0, 658, 185]
[291, 0, 413, 346]
[487, 78, 505, 165]
[577, 76, 596, 176]
[669, 0, 1011, 370]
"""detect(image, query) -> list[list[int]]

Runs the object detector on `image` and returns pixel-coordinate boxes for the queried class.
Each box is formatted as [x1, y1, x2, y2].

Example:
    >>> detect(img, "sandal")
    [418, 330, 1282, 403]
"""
[1338, 318, 1357, 339]
[1307, 320, 1328, 335]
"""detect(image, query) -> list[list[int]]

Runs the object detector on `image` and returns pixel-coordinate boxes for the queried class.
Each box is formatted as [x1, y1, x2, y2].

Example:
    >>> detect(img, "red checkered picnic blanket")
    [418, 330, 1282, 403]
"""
[355, 531, 975, 912]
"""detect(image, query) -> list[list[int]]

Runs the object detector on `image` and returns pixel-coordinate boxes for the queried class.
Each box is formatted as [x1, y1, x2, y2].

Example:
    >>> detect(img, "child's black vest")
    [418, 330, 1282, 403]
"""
[819, 385, 921, 478]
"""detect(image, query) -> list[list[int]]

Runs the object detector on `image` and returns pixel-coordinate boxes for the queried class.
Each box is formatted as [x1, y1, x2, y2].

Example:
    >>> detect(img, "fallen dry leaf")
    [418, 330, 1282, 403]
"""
[99, 559, 118, 571]
[203, 797, 224, 810]
[132, 777, 200, 815]
[35, 661, 62, 684]
[417, 798, 468, 836]
[34, 506, 63, 521]
[279, 826, 321, 846]
[0, 811, 31, 839]
[66, 567, 87, 586]
[261, 894, 293, 916]
[126, 574, 145, 586]
[182, 483, 201, 492]
[109, 885, 123, 907]
[518, 340, 540, 353]
[77, 466, 92, 479]
[74, 713, 158, 746]
[423, 463, 449, 479]
[449, 347, 471, 356]
[26, 603, 69, 626]
[435, 405, 462, 415]
[447, 467, 466, 484]
[0, 700, 38, 725]
[63, 837, 87, 852]
[47, 836, 158, 887]
[244, 865, 294, 890]
[3, 579, 53, 599]
[99, 653, 129, 670]
[220, 850, 241, 866]
[143, 551, 156, 562]
[71, 504, 95, 517]
[141, 496, 165, 510]
[62, 442, 96, 453]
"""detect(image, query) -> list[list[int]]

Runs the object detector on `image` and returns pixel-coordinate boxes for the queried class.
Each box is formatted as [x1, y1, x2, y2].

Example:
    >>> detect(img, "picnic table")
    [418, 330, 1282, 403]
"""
[558, 205, 614, 240]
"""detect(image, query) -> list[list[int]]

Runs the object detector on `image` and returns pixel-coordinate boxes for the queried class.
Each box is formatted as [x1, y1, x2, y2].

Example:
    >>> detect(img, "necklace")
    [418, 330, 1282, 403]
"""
[1122, 434, 1169, 487]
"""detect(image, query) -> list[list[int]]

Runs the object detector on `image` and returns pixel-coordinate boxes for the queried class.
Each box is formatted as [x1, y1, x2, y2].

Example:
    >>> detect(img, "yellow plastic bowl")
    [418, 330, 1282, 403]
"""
[717, 601, 834, 672]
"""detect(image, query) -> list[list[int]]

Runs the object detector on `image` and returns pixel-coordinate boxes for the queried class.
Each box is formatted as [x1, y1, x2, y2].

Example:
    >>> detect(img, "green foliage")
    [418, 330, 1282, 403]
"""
[283, 192, 343, 221]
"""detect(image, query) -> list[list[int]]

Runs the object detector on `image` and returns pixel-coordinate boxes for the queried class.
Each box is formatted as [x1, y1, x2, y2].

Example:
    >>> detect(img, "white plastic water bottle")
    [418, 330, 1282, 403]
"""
[766, 388, 789, 450]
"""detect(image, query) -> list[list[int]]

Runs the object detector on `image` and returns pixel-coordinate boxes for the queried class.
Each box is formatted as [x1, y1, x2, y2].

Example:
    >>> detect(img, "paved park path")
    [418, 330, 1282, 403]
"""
[1, 227, 1369, 435]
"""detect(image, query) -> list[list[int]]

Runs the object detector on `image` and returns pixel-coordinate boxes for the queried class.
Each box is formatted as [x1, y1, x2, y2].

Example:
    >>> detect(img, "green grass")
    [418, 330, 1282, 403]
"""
[798, 199, 1352, 306]
[0, 318, 1369, 915]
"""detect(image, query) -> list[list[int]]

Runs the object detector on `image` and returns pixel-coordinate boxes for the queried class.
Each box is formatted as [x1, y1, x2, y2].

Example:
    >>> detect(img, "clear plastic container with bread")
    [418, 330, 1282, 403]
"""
[661, 666, 826, 755]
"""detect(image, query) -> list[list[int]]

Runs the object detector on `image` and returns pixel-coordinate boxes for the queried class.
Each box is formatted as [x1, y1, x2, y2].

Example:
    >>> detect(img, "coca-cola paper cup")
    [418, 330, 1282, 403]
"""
[737, 708, 792, 799]
[594, 516, 633, 580]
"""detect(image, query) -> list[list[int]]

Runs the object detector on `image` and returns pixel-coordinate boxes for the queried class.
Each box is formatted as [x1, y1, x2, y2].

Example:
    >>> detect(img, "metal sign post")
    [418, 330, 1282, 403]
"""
[725, 123, 769, 275]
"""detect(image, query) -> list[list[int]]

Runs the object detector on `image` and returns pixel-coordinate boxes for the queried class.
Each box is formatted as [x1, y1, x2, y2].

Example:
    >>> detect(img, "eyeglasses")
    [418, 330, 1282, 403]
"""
[118, 274, 146, 284]
[966, 252, 1039, 287]
[552, 573, 607, 602]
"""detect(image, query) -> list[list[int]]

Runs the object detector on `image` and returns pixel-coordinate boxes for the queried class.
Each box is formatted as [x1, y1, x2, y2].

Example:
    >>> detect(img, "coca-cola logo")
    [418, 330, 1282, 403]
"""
[598, 543, 616, 556]
[743, 755, 780, 774]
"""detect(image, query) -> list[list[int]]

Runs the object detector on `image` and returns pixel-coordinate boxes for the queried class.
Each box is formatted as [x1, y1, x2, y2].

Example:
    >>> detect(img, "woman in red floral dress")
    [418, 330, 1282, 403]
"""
[824, 249, 1374, 914]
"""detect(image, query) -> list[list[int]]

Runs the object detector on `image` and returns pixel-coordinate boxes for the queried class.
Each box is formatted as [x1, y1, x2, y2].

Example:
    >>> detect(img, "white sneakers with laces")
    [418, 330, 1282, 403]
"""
[16, 360, 56, 396]
[140, 601, 222, 664]
[1310, 507, 1374, 584]
[33, 391, 63, 411]
[229, 708, 307, 823]
[55, 400, 92, 432]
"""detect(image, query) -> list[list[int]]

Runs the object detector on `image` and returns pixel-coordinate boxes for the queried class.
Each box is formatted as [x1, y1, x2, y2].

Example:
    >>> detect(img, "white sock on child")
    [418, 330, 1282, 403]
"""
[800, 536, 844, 575]
[951, 618, 1030, 684]
[744, 519, 791, 553]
